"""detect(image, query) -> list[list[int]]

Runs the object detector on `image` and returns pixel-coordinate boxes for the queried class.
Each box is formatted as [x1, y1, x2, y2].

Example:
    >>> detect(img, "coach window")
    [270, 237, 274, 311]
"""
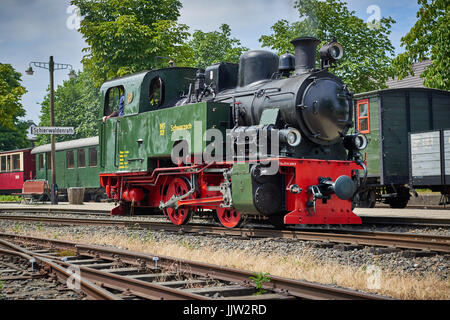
[89, 147, 97, 167]
[77, 149, 86, 168]
[38, 154, 44, 170]
[104, 86, 125, 117]
[149, 77, 165, 109]
[46, 152, 52, 170]
[67, 151, 74, 169]
[12, 154, 20, 171]
[0, 156, 6, 172]
[6, 155, 11, 172]
[357, 99, 370, 134]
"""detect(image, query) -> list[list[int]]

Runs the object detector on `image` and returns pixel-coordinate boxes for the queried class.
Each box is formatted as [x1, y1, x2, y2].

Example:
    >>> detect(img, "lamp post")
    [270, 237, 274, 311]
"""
[26, 57, 76, 205]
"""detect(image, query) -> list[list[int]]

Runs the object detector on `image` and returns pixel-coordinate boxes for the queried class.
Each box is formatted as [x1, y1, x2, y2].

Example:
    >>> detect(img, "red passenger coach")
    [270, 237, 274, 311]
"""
[0, 148, 35, 194]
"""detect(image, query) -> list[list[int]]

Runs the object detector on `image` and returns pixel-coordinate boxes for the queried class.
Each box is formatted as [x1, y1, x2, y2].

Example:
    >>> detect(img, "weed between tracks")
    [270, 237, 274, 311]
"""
[0, 195, 21, 202]
[1, 224, 449, 300]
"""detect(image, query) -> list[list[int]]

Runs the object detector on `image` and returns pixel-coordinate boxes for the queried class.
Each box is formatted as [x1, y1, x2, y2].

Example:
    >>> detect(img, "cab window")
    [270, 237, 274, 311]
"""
[149, 77, 165, 109]
[357, 99, 370, 134]
[104, 86, 125, 116]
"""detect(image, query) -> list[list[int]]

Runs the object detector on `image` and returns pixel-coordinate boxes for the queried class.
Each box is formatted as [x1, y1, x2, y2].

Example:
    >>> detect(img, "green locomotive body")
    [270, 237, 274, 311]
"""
[99, 68, 231, 173]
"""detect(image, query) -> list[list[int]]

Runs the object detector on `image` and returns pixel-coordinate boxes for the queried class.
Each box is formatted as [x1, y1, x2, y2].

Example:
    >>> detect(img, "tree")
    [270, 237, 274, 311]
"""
[0, 64, 27, 129]
[72, 0, 192, 86]
[392, 0, 449, 90]
[0, 119, 31, 152]
[188, 24, 249, 69]
[259, 0, 396, 93]
[36, 71, 100, 145]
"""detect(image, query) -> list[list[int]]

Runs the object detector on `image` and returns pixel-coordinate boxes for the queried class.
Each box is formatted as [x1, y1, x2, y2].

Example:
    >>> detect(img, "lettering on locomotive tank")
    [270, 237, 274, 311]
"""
[171, 123, 192, 132]
[119, 151, 129, 169]
[159, 123, 166, 136]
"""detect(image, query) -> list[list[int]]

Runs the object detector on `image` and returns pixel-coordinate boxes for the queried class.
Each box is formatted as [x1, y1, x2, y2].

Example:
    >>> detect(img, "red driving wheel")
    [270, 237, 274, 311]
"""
[163, 177, 193, 226]
[216, 207, 245, 228]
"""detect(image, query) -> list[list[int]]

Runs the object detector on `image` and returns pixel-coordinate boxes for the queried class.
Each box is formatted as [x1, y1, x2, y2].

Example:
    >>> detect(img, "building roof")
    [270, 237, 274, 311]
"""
[0, 148, 33, 155]
[354, 87, 450, 99]
[385, 60, 432, 89]
[31, 137, 98, 154]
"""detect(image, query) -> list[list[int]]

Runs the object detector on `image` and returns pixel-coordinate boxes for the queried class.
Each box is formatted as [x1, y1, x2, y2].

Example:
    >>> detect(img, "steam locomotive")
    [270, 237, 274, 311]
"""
[99, 37, 368, 227]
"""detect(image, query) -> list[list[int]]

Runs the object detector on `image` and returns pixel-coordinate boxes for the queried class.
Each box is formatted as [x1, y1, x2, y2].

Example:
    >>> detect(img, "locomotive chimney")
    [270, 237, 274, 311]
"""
[290, 37, 321, 74]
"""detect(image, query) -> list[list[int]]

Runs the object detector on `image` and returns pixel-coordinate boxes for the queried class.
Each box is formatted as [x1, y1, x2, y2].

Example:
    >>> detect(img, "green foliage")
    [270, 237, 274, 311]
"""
[0, 64, 27, 129]
[259, 0, 396, 93]
[249, 272, 271, 295]
[36, 70, 100, 146]
[0, 195, 21, 202]
[12, 222, 22, 233]
[0, 119, 31, 152]
[72, 0, 192, 86]
[178, 236, 198, 251]
[188, 24, 249, 69]
[392, 0, 449, 90]
[56, 250, 76, 257]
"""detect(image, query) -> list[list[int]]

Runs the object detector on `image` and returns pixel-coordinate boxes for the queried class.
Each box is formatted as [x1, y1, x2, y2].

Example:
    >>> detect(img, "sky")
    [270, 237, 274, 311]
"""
[0, 0, 421, 125]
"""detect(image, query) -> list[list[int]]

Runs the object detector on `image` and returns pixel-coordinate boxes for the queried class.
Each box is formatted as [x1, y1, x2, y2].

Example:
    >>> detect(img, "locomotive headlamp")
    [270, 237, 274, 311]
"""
[320, 40, 344, 69]
[354, 133, 368, 150]
[344, 133, 368, 151]
[280, 128, 302, 147]
[320, 41, 344, 61]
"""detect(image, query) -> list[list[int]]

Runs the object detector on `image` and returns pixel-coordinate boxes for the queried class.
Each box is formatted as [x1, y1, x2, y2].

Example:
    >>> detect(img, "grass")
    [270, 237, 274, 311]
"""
[56, 250, 76, 257]
[415, 188, 441, 194]
[0, 195, 21, 202]
[2, 225, 449, 300]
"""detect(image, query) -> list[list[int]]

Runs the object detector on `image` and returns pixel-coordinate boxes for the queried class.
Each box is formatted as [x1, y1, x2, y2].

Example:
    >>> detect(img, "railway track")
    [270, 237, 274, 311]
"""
[0, 207, 109, 216]
[0, 215, 449, 254]
[0, 233, 388, 300]
[1, 207, 449, 227]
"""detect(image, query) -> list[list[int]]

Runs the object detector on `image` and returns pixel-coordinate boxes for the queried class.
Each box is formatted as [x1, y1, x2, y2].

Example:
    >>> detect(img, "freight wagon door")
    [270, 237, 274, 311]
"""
[409, 130, 442, 186]
[444, 130, 450, 185]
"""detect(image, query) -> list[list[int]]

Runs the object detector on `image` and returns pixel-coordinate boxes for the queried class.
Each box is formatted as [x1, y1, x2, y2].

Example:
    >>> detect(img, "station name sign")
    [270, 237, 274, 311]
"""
[31, 126, 75, 135]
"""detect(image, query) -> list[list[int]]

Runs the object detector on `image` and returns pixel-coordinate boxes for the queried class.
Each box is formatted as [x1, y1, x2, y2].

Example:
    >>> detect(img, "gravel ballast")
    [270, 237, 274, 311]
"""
[0, 219, 448, 282]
